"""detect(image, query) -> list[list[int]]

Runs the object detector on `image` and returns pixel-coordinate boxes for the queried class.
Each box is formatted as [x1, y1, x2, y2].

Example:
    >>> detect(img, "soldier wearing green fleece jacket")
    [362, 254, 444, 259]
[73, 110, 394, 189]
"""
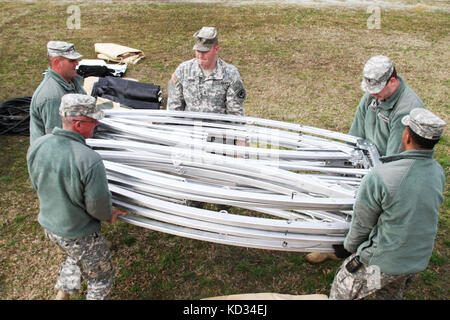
[29, 41, 86, 145]
[349, 55, 425, 157]
[329, 108, 446, 300]
[27, 94, 126, 300]
[307, 55, 426, 264]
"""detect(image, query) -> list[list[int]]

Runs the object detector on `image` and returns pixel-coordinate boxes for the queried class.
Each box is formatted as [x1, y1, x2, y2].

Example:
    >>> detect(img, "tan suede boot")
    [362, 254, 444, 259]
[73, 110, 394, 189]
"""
[55, 290, 71, 300]
[105, 239, 112, 249]
[306, 251, 341, 264]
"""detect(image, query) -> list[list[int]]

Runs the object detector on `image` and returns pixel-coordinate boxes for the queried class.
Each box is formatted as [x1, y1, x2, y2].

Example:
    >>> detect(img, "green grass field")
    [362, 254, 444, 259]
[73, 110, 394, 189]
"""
[0, 1, 448, 300]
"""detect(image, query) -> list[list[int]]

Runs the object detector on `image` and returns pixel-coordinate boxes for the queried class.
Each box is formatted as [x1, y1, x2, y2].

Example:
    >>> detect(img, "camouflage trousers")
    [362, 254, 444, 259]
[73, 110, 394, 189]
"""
[329, 253, 415, 300]
[45, 230, 114, 300]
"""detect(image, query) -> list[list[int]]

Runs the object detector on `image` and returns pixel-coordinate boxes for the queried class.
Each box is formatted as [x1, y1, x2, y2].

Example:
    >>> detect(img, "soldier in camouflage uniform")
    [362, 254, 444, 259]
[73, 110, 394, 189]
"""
[167, 27, 246, 115]
[30, 41, 86, 145]
[27, 94, 127, 300]
[168, 27, 247, 210]
[329, 108, 446, 300]
[307, 55, 426, 264]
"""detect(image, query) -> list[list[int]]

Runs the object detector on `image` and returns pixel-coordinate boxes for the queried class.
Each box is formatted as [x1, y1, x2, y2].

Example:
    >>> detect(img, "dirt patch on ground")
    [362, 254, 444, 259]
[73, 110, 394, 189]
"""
[166, 0, 450, 11]
[8, 0, 450, 11]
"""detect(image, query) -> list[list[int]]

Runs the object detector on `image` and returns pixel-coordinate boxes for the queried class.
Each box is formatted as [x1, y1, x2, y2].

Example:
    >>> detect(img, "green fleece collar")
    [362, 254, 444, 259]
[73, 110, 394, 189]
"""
[381, 149, 435, 163]
[45, 67, 78, 91]
[52, 127, 86, 145]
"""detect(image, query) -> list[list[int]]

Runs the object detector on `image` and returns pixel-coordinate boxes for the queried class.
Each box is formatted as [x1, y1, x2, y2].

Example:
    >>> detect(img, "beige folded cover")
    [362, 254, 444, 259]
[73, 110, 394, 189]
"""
[95, 43, 145, 65]
[203, 293, 328, 300]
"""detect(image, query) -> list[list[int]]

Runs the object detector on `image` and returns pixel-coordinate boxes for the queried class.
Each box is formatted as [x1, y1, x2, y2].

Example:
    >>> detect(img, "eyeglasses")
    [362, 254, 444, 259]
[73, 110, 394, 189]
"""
[72, 119, 98, 124]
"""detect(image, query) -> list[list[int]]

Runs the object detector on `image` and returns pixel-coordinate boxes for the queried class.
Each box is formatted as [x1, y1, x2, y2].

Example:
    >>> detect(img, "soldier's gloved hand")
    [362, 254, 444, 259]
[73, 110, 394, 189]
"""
[332, 244, 352, 259]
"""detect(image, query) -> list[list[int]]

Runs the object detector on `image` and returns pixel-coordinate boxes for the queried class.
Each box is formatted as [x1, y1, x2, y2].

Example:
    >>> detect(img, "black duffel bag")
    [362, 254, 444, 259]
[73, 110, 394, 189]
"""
[92, 76, 161, 109]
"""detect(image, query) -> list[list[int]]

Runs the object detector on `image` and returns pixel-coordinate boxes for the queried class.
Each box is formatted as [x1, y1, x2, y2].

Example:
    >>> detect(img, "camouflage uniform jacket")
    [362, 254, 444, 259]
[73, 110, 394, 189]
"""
[29, 67, 86, 145]
[167, 58, 246, 115]
[27, 127, 112, 239]
[349, 76, 424, 156]
[344, 150, 445, 275]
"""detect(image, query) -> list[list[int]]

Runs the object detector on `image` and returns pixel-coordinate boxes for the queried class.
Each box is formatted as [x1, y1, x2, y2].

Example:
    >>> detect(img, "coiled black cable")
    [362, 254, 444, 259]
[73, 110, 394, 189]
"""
[0, 97, 31, 135]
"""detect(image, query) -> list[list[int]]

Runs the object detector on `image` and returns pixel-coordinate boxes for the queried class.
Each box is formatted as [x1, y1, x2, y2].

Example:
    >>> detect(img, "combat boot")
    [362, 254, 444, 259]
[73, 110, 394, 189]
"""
[105, 239, 112, 249]
[306, 251, 341, 264]
[55, 290, 71, 300]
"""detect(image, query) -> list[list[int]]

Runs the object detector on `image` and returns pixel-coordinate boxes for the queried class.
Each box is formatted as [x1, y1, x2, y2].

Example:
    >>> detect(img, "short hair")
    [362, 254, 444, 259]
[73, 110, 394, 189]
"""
[48, 55, 62, 66]
[408, 126, 439, 149]
[389, 67, 398, 80]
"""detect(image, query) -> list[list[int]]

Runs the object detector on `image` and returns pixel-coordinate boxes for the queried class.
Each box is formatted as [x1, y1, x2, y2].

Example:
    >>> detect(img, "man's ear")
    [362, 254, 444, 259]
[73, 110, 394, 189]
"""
[389, 76, 398, 86]
[50, 56, 60, 70]
[405, 127, 412, 145]
[72, 119, 82, 133]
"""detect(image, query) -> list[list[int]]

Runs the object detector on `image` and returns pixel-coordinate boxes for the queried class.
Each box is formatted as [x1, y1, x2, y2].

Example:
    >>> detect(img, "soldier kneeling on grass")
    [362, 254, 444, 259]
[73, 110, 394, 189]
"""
[27, 94, 127, 300]
[328, 108, 445, 300]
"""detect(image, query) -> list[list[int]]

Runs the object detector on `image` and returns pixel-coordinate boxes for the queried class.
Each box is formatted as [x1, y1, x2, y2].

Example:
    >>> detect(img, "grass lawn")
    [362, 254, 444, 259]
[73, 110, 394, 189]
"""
[0, 1, 448, 300]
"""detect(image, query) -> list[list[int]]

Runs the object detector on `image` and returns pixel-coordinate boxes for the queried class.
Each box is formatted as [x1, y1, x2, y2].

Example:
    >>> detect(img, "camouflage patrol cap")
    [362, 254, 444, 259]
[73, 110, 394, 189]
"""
[361, 55, 394, 94]
[402, 108, 446, 140]
[47, 41, 83, 60]
[193, 27, 218, 52]
[59, 94, 104, 120]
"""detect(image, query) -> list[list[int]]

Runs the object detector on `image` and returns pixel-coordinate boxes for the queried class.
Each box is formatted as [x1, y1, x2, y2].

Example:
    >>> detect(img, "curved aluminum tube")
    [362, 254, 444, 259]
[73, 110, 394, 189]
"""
[119, 215, 335, 253]
[110, 118, 354, 154]
[115, 200, 345, 244]
[169, 166, 360, 200]
[99, 118, 353, 158]
[108, 170, 350, 223]
[96, 149, 369, 176]
[99, 118, 352, 162]
[103, 109, 359, 144]
[105, 161, 354, 210]
[96, 114, 375, 169]
[88, 111, 381, 251]
[108, 173, 349, 223]
[108, 174, 300, 213]
[91, 141, 356, 198]
[105, 117, 355, 154]
[109, 184, 350, 234]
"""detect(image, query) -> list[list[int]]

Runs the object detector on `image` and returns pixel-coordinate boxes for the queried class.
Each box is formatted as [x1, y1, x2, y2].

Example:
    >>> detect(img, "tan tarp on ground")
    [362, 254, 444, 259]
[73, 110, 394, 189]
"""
[94, 43, 145, 65]
[83, 76, 100, 96]
[203, 293, 328, 300]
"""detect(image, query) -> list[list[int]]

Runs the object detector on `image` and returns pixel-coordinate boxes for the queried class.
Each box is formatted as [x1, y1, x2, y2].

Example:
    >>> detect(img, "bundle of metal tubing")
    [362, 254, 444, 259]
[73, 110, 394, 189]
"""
[87, 109, 380, 252]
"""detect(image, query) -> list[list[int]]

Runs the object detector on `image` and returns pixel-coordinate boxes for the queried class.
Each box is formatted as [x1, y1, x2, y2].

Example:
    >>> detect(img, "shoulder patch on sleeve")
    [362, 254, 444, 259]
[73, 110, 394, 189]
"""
[231, 80, 246, 100]
[171, 73, 179, 85]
